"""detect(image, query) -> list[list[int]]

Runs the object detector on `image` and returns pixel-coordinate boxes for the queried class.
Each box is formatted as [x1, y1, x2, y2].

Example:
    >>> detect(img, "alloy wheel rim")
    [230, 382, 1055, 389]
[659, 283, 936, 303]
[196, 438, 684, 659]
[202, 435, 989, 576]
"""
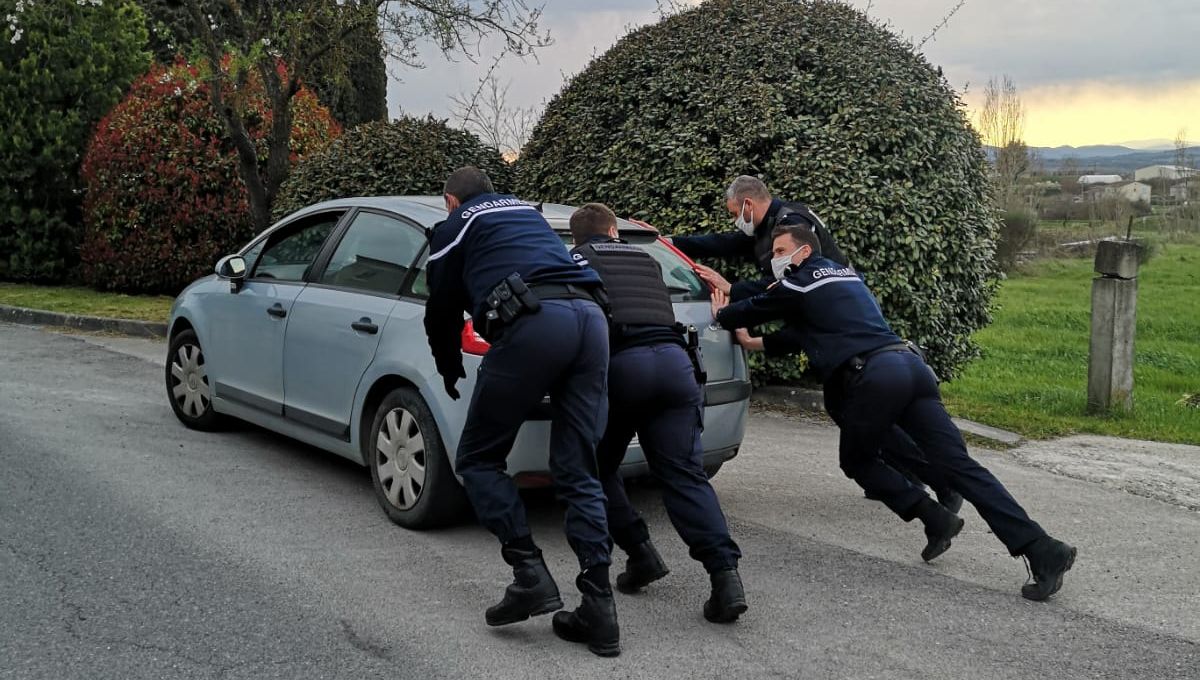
[376, 408, 427, 510]
[170, 344, 211, 418]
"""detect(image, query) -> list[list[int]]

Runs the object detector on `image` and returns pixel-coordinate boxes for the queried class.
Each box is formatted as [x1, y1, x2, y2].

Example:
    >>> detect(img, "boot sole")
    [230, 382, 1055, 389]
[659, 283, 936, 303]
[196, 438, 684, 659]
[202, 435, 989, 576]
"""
[922, 516, 965, 562]
[588, 641, 621, 658]
[1022, 546, 1077, 601]
[552, 616, 621, 657]
[485, 596, 564, 626]
[703, 599, 748, 624]
[615, 567, 670, 594]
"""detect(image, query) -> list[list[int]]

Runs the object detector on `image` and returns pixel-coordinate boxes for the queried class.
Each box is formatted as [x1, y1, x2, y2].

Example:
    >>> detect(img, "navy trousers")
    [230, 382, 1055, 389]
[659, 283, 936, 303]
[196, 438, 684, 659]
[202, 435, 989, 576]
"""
[597, 343, 741, 573]
[455, 299, 612, 570]
[824, 349, 1046, 555]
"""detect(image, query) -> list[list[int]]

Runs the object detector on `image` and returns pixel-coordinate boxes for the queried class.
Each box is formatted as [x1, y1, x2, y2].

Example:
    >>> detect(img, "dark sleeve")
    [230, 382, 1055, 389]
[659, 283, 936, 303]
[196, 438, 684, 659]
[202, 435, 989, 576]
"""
[423, 230, 469, 379]
[715, 282, 803, 331]
[671, 231, 756, 261]
[729, 276, 772, 301]
[761, 326, 805, 358]
[779, 210, 849, 267]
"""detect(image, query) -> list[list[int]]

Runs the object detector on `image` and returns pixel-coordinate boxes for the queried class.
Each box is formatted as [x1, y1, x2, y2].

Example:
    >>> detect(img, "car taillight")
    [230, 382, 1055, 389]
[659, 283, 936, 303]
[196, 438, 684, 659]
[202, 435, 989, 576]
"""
[461, 320, 491, 355]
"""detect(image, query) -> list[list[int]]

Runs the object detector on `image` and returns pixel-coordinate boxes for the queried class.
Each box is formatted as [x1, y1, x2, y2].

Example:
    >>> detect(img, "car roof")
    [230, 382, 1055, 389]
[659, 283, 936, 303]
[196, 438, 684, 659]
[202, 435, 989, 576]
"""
[283, 195, 650, 233]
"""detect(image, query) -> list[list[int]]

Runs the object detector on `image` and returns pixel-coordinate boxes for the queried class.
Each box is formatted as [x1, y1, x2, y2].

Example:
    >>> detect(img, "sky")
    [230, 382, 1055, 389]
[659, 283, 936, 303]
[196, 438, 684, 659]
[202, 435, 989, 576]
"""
[385, 0, 1200, 148]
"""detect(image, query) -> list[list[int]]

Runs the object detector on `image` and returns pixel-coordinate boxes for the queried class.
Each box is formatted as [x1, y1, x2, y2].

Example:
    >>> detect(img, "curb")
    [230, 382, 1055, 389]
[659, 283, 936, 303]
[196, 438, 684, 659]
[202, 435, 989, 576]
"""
[751, 383, 1024, 447]
[0, 304, 168, 338]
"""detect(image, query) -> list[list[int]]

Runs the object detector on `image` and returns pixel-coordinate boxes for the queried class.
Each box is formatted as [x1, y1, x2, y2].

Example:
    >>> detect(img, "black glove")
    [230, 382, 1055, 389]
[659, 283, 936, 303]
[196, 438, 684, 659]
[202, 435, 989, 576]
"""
[442, 364, 467, 400]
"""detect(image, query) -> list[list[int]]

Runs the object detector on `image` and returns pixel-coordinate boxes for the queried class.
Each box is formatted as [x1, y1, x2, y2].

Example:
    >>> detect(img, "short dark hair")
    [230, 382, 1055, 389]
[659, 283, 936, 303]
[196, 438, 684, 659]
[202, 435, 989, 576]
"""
[569, 203, 618, 243]
[443, 166, 494, 202]
[771, 223, 822, 254]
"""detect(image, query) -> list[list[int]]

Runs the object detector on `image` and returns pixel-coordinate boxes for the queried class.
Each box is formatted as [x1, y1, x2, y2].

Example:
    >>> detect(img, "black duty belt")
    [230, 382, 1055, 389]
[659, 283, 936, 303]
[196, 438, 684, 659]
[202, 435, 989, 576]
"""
[842, 342, 913, 373]
[529, 283, 598, 302]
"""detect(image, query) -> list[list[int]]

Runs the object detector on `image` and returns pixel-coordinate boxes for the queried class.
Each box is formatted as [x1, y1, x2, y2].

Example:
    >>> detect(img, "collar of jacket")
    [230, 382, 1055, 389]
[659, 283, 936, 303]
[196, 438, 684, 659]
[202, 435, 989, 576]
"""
[583, 234, 625, 245]
[755, 198, 785, 236]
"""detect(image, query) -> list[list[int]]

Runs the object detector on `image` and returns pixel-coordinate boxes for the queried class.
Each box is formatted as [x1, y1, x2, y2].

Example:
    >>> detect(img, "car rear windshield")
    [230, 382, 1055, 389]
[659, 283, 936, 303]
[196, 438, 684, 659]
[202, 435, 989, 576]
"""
[557, 230, 707, 302]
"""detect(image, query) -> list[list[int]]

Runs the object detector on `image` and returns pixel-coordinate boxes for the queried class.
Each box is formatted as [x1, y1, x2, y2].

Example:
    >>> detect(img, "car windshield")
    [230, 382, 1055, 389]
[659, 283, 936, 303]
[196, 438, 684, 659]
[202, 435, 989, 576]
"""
[556, 229, 708, 302]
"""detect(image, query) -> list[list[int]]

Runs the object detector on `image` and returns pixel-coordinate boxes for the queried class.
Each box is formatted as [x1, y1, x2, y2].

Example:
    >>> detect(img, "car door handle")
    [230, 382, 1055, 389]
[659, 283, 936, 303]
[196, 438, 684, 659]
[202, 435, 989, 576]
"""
[351, 318, 379, 334]
[267, 304, 287, 318]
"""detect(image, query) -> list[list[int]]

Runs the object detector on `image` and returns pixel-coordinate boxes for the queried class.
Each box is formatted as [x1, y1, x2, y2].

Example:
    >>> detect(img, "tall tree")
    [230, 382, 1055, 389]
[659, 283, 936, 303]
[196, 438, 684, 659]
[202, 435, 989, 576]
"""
[179, 0, 547, 229]
[138, 0, 388, 127]
[978, 75, 1029, 209]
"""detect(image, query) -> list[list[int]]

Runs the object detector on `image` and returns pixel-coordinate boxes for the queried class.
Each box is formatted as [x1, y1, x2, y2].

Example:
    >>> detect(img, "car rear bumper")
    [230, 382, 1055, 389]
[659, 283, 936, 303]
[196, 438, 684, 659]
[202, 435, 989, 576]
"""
[495, 396, 750, 487]
[524, 379, 751, 420]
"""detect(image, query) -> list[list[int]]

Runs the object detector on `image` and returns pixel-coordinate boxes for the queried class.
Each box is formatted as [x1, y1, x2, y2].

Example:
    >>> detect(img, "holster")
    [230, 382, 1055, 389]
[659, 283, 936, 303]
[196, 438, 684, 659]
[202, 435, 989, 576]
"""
[481, 273, 541, 342]
[676, 323, 707, 385]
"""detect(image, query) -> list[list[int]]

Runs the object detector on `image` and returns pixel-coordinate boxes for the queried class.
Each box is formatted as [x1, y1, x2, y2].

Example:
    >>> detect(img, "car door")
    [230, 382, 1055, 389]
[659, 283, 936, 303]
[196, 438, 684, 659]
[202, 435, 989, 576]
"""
[281, 209, 429, 440]
[205, 210, 346, 415]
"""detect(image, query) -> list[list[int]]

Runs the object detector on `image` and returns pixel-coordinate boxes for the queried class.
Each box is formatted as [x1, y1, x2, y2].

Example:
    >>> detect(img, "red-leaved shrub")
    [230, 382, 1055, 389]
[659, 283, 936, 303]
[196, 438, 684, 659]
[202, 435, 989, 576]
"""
[80, 60, 340, 293]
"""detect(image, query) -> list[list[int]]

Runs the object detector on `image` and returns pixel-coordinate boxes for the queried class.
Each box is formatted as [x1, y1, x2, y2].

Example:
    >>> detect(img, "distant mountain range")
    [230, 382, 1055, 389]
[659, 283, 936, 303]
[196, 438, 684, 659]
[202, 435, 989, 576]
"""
[985, 144, 1200, 174]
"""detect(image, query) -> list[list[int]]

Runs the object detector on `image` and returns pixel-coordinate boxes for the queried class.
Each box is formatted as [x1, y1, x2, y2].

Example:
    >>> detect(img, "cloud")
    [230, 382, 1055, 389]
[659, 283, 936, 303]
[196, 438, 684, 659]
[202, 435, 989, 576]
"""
[382, 0, 1199, 145]
[859, 0, 1200, 90]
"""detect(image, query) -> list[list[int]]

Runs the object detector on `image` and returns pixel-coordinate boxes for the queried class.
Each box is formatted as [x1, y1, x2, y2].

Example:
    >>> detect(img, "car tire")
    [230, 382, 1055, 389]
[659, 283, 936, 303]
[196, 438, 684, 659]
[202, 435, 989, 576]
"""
[165, 329, 223, 431]
[704, 462, 724, 479]
[368, 387, 468, 529]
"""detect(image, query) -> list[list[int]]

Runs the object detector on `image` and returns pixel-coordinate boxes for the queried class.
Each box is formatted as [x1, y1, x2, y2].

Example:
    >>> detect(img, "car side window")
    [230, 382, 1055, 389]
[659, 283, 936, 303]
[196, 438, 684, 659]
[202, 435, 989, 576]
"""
[319, 212, 426, 295]
[253, 212, 343, 282]
[406, 251, 430, 298]
[240, 239, 266, 272]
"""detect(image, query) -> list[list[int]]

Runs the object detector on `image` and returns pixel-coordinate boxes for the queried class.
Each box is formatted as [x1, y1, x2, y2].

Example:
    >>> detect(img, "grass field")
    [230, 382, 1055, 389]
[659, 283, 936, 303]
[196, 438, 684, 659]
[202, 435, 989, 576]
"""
[0, 283, 173, 322]
[942, 242, 1200, 445]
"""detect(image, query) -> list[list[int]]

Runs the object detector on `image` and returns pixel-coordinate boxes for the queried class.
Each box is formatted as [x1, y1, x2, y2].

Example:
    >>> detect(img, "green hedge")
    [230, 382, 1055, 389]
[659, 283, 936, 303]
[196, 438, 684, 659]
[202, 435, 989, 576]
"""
[274, 116, 512, 219]
[516, 0, 1000, 382]
[0, 0, 150, 282]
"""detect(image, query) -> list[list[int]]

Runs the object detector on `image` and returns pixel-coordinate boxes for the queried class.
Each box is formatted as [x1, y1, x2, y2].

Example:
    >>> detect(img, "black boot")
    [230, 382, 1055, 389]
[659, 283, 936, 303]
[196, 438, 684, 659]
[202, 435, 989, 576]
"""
[935, 487, 964, 514]
[552, 567, 620, 657]
[915, 496, 964, 562]
[615, 540, 670, 594]
[703, 568, 747, 623]
[1020, 535, 1077, 601]
[484, 543, 563, 626]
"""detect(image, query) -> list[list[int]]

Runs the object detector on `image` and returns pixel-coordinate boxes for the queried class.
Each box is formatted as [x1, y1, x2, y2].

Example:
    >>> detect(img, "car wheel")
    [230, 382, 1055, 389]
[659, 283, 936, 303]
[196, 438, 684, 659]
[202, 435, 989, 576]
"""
[165, 329, 222, 431]
[368, 387, 467, 529]
[704, 462, 724, 479]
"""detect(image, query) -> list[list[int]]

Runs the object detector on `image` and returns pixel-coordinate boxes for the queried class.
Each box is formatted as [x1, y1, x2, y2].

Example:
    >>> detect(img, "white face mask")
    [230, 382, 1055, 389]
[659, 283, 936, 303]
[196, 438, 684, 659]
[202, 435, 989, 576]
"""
[735, 201, 755, 236]
[771, 247, 805, 280]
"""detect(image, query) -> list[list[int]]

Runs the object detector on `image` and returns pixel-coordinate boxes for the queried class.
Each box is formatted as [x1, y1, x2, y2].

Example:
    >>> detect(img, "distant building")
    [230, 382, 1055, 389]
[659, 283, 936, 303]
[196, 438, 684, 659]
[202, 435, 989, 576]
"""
[1087, 181, 1151, 203]
[1134, 165, 1198, 182]
[1078, 174, 1124, 185]
[1170, 184, 1191, 201]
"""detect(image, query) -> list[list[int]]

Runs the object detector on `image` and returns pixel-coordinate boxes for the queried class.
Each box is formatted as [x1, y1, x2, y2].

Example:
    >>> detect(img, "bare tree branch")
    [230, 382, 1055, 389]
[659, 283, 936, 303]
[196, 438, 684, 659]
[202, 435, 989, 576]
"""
[917, 0, 966, 50]
[449, 57, 541, 158]
[175, 0, 550, 229]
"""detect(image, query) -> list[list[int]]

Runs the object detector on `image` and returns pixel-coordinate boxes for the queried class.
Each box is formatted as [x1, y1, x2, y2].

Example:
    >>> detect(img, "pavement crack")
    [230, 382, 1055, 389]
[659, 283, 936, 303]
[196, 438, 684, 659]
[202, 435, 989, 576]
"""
[1, 538, 86, 640]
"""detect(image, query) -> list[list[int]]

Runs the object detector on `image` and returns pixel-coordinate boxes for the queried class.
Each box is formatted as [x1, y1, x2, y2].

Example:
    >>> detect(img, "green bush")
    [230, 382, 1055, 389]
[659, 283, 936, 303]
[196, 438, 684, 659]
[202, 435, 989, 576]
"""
[80, 60, 340, 293]
[274, 116, 512, 219]
[996, 209, 1038, 272]
[516, 0, 1000, 382]
[0, 0, 150, 282]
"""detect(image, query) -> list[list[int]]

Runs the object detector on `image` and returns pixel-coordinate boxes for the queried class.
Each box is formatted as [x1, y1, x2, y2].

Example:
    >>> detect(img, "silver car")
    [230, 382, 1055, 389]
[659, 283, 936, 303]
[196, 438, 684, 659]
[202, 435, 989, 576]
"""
[166, 197, 751, 528]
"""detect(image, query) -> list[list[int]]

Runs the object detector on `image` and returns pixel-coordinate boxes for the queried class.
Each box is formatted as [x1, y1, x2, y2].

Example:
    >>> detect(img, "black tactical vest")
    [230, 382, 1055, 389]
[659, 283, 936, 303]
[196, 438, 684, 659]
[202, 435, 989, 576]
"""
[754, 201, 849, 270]
[572, 240, 677, 329]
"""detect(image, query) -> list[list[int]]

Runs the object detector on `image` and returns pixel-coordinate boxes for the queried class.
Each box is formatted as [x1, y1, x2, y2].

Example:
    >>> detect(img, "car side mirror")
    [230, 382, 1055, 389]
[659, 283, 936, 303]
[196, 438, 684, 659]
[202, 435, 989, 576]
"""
[215, 255, 247, 292]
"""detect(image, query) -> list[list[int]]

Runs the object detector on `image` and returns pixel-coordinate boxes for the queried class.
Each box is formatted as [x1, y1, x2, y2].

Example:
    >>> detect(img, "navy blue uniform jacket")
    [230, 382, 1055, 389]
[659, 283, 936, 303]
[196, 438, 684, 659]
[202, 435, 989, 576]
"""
[423, 193, 602, 378]
[713, 255, 901, 381]
[672, 198, 848, 299]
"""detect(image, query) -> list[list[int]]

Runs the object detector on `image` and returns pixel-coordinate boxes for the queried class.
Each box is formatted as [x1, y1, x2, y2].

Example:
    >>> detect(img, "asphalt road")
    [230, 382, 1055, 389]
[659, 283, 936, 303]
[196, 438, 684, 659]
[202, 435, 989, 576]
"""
[2, 322, 1197, 679]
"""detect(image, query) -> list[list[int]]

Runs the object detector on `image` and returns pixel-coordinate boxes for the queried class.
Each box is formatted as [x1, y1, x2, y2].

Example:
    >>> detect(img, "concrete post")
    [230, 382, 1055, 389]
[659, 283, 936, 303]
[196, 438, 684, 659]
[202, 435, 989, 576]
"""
[1087, 240, 1142, 413]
